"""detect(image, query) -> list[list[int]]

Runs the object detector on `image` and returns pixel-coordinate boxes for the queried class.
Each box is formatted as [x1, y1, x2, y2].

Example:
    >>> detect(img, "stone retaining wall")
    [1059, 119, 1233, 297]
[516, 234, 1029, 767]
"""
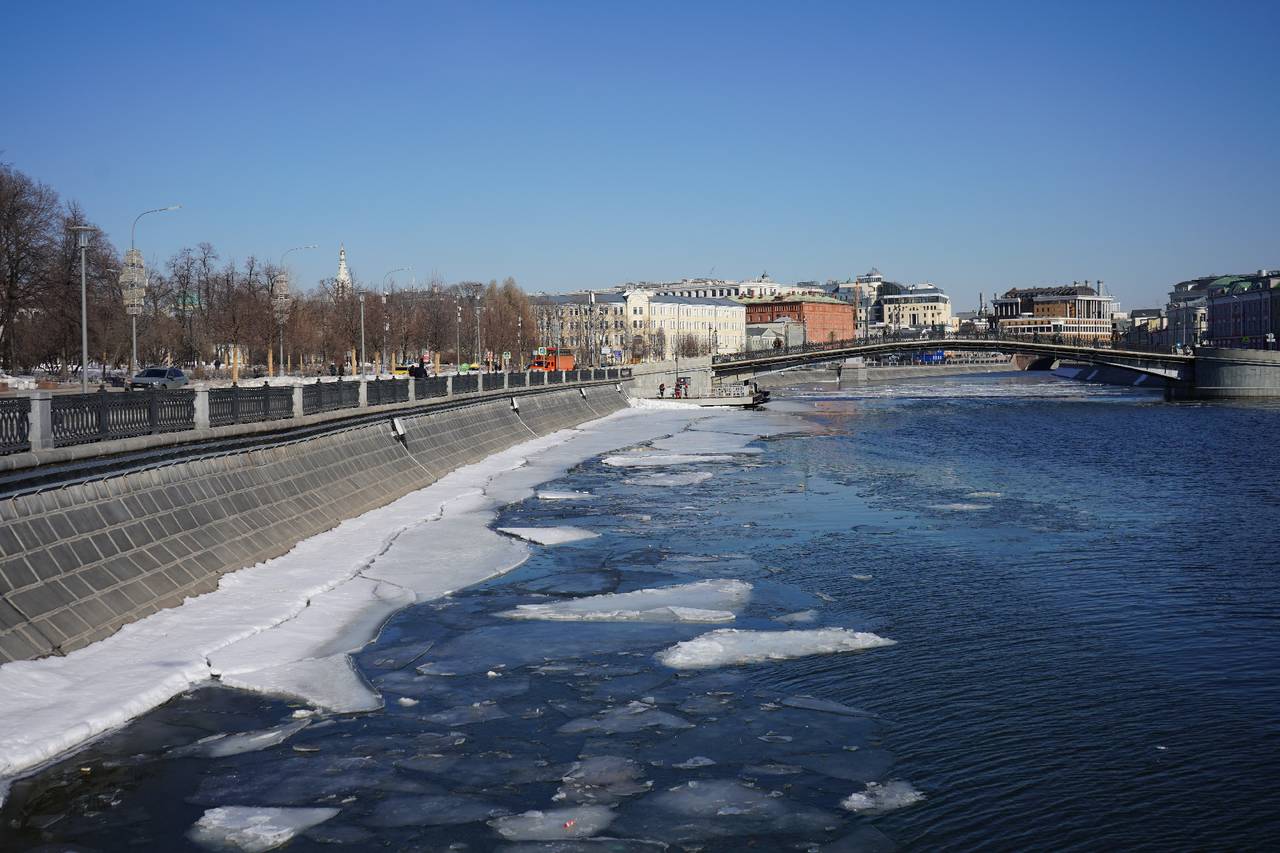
[0, 386, 627, 663]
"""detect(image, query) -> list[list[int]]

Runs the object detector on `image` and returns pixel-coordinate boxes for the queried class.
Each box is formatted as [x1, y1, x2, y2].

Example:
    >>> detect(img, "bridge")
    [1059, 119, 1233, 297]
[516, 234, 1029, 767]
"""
[711, 337, 1280, 400]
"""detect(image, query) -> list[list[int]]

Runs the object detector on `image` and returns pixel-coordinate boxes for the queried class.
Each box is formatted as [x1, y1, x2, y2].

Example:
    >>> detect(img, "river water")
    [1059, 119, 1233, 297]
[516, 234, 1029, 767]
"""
[3, 372, 1279, 851]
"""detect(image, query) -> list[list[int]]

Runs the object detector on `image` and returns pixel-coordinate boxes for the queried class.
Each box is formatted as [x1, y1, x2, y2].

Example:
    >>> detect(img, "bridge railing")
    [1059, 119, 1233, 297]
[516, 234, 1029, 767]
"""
[6, 370, 620, 457]
[711, 331, 1173, 366]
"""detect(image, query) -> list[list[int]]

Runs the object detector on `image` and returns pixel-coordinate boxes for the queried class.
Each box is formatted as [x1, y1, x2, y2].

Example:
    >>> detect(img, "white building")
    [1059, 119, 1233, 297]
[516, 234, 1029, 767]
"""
[334, 245, 353, 299]
[624, 290, 745, 359]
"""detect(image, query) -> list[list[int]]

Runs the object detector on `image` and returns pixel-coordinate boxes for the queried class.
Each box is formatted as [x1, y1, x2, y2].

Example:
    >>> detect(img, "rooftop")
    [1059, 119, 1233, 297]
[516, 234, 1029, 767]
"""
[998, 285, 1100, 298]
[738, 294, 849, 306]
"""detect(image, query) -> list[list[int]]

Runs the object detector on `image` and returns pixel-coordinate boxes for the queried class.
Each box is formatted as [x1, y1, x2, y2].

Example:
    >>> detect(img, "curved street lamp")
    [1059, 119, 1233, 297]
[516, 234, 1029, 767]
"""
[122, 205, 180, 378]
[274, 245, 317, 375]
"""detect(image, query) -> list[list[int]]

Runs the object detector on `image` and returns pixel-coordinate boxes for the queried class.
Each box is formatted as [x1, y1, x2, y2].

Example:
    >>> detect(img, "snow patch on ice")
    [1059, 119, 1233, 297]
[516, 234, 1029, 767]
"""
[537, 489, 596, 501]
[498, 526, 601, 545]
[499, 580, 751, 624]
[172, 719, 310, 759]
[490, 805, 616, 840]
[840, 780, 925, 813]
[188, 806, 338, 852]
[656, 628, 896, 670]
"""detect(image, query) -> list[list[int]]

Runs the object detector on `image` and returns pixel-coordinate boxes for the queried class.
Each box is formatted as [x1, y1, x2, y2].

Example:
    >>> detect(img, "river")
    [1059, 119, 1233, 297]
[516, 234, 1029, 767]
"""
[2, 372, 1278, 851]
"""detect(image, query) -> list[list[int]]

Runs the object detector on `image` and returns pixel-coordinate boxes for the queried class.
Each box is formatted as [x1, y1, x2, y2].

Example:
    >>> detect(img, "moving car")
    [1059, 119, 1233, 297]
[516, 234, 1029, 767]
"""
[130, 367, 188, 390]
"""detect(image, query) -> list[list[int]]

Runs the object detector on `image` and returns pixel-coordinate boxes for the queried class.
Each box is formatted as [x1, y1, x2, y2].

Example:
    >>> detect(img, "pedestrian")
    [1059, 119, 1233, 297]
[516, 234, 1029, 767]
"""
[658, 382, 666, 398]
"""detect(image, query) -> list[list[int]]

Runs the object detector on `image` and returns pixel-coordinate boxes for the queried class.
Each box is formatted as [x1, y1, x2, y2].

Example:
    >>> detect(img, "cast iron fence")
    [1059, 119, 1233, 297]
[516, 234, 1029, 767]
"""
[209, 384, 294, 427]
[366, 378, 410, 406]
[508, 373, 527, 388]
[302, 379, 360, 415]
[51, 388, 196, 447]
[414, 377, 449, 399]
[453, 374, 479, 394]
[0, 397, 31, 455]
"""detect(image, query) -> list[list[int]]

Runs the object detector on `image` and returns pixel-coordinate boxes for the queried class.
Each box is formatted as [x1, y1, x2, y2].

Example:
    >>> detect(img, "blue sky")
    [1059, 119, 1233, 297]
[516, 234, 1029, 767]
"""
[4, 0, 1277, 310]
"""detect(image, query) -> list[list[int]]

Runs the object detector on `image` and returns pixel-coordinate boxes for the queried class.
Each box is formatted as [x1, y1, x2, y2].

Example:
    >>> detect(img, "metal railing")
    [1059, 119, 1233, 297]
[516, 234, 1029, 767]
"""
[302, 379, 360, 415]
[414, 377, 449, 399]
[50, 388, 196, 447]
[9, 369, 625, 456]
[0, 397, 31, 454]
[209, 384, 294, 428]
[366, 378, 410, 406]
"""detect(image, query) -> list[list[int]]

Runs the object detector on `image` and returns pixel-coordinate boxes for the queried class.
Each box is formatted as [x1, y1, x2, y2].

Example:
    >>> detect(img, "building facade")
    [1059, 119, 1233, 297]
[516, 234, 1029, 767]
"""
[992, 283, 1115, 341]
[531, 292, 630, 365]
[875, 282, 952, 332]
[1205, 270, 1280, 348]
[625, 291, 746, 360]
[741, 294, 856, 344]
[747, 318, 806, 351]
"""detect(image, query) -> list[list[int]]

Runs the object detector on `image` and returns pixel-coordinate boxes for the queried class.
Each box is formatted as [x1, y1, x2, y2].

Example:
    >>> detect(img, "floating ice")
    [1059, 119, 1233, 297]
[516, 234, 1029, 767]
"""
[364, 794, 510, 826]
[851, 574, 873, 582]
[559, 701, 693, 735]
[558, 756, 652, 804]
[926, 502, 992, 512]
[490, 805, 616, 840]
[499, 580, 751, 624]
[172, 719, 310, 759]
[775, 609, 818, 624]
[397, 697, 419, 707]
[964, 491, 1002, 499]
[499, 527, 601, 545]
[537, 490, 595, 501]
[190, 756, 438, 807]
[673, 756, 717, 769]
[609, 778, 838, 842]
[498, 841, 666, 852]
[218, 654, 381, 714]
[624, 471, 714, 487]
[655, 628, 896, 670]
[840, 780, 925, 813]
[424, 700, 510, 726]
[188, 806, 339, 852]
[602, 453, 735, 468]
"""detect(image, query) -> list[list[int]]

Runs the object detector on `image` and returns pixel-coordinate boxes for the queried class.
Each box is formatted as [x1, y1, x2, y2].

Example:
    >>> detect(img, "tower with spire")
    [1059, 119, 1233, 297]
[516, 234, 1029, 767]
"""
[334, 245, 353, 299]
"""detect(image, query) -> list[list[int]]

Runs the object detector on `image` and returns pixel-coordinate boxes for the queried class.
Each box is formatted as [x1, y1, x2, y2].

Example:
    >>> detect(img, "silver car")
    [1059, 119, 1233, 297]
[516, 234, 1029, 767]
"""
[130, 367, 188, 390]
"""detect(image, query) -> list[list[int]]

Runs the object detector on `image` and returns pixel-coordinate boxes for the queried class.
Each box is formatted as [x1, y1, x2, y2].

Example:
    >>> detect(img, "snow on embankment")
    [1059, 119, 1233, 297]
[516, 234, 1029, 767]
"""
[0, 405, 718, 782]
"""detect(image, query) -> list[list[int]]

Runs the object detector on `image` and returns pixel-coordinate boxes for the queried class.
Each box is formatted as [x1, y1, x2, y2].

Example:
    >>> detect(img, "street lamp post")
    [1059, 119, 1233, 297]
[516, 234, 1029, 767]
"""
[358, 292, 367, 376]
[517, 315, 523, 371]
[122, 206, 180, 379]
[455, 297, 462, 372]
[382, 268, 407, 373]
[276, 245, 317, 376]
[69, 225, 96, 392]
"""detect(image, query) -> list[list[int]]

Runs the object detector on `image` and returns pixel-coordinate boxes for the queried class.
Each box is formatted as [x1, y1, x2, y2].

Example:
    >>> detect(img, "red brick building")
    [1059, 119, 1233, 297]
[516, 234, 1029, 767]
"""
[742, 295, 856, 344]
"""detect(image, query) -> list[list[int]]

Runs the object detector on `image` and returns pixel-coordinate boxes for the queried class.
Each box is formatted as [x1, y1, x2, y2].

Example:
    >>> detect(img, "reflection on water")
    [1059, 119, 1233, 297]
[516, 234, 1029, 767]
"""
[3, 373, 1280, 851]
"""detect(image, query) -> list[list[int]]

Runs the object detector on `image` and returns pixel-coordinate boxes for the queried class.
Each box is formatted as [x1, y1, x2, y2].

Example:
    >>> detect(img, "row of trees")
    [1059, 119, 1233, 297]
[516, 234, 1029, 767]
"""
[0, 161, 543, 376]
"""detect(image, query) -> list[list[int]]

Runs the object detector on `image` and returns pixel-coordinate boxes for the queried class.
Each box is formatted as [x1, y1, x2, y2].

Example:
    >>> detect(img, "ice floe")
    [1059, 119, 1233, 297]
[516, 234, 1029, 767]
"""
[557, 756, 652, 804]
[491, 805, 617, 840]
[602, 453, 735, 468]
[188, 806, 339, 852]
[364, 794, 510, 826]
[499, 580, 751, 624]
[840, 779, 925, 813]
[926, 502, 992, 512]
[218, 654, 381, 714]
[499, 526, 601, 545]
[656, 628, 896, 670]
[537, 489, 596, 501]
[623, 472, 715, 488]
[171, 719, 311, 759]
[964, 491, 1003, 498]
[559, 701, 693, 734]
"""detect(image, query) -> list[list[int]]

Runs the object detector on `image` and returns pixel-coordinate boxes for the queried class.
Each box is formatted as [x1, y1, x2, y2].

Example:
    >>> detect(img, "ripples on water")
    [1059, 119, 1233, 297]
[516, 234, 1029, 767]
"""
[3, 372, 1279, 851]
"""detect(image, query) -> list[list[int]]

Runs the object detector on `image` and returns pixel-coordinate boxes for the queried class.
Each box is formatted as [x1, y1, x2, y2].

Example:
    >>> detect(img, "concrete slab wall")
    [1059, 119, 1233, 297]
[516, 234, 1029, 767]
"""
[0, 386, 628, 664]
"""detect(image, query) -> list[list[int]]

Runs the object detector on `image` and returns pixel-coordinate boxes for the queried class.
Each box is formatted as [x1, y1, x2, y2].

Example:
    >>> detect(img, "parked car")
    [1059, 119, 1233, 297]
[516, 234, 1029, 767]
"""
[130, 367, 188, 390]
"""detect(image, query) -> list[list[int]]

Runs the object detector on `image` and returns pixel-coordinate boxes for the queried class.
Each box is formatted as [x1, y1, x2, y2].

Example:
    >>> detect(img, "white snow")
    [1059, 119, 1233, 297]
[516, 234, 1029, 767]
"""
[840, 780, 925, 813]
[497, 526, 600, 545]
[187, 806, 339, 852]
[498, 580, 751, 624]
[490, 805, 616, 840]
[927, 502, 992, 512]
[655, 628, 896, 670]
[537, 489, 595, 501]
[0, 404, 750, 781]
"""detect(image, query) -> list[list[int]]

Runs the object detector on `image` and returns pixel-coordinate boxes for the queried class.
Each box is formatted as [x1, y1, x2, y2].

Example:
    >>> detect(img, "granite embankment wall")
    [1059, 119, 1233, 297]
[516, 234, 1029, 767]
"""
[0, 385, 625, 664]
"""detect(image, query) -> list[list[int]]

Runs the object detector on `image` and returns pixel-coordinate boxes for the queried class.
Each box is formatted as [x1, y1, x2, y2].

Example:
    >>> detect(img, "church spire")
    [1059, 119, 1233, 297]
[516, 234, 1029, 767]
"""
[335, 244, 352, 298]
